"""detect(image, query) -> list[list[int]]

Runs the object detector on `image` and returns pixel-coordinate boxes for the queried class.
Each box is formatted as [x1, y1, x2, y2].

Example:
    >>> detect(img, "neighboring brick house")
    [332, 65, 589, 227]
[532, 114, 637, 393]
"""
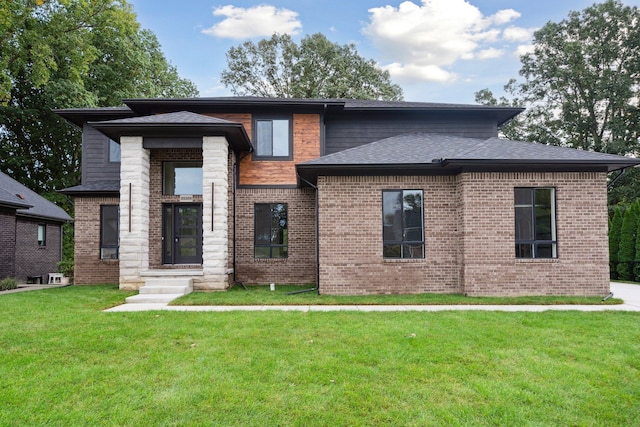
[0, 171, 72, 283]
[57, 97, 639, 296]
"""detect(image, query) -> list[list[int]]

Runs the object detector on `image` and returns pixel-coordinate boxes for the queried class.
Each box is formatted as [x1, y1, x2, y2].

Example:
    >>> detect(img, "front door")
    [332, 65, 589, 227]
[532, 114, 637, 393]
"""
[163, 204, 203, 264]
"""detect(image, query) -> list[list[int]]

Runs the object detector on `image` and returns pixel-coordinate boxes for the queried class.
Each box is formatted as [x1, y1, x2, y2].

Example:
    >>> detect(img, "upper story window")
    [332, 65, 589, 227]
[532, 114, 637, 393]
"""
[254, 117, 291, 159]
[514, 187, 557, 259]
[383, 190, 424, 259]
[109, 139, 121, 163]
[37, 224, 46, 247]
[163, 161, 203, 195]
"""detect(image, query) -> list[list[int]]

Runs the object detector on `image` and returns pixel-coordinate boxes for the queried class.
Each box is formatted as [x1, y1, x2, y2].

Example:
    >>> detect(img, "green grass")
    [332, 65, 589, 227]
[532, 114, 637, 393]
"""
[171, 284, 622, 306]
[1, 285, 639, 426]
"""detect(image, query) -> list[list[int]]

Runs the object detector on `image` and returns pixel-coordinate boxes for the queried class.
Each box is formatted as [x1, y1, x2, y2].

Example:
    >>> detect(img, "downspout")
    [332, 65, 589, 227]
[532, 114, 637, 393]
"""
[232, 149, 252, 289]
[607, 168, 626, 189]
[289, 172, 320, 295]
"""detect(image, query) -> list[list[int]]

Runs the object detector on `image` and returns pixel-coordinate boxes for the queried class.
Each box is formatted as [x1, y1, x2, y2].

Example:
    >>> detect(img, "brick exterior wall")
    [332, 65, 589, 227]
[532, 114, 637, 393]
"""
[0, 208, 16, 279]
[74, 196, 120, 284]
[317, 173, 610, 296]
[235, 187, 317, 284]
[14, 218, 62, 282]
[458, 172, 609, 296]
[317, 175, 460, 295]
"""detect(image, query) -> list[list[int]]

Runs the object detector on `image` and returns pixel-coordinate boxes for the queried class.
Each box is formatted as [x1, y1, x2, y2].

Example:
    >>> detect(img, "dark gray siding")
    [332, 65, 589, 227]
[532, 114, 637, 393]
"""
[324, 111, 498, 155]
[82, 124, 120, 183]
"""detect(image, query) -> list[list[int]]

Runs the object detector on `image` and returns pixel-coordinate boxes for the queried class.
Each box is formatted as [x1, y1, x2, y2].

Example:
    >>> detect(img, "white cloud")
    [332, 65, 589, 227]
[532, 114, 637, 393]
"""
[515, 44, 535, 57]
[363, 0, 525, 83]
[489, 9, 520, 25]
[477, 48, 504, 60]
[202, 4, 302, 39]
[503, 26, 536, 42]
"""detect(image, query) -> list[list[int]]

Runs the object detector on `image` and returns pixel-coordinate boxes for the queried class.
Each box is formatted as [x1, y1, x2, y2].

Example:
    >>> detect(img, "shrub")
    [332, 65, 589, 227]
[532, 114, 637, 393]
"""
[56, 259, 74, 278]
[0, 277, 18, 291]
[609, 206, 623, 279]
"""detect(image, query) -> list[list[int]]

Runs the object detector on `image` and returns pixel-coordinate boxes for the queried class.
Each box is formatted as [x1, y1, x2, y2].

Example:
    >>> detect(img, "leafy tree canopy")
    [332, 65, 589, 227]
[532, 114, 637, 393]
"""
[0, 0, 198, 210]
[475, 0, 640, 205]
[221, 33, 404, 101]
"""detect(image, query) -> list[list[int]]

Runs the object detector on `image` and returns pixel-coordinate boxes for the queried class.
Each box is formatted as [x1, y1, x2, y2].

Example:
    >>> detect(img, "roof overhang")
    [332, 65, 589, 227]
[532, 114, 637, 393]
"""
[296, 159, 638, 186]
[88, 121, 253, 153]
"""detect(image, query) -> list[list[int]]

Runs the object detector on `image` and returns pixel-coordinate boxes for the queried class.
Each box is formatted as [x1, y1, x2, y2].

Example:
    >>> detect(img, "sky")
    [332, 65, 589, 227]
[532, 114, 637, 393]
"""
[128, 0, 640, 104]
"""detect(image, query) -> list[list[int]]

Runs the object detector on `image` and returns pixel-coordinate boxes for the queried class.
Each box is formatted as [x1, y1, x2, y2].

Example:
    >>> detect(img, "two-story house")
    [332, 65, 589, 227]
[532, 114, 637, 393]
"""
[57, 97, 639, 296]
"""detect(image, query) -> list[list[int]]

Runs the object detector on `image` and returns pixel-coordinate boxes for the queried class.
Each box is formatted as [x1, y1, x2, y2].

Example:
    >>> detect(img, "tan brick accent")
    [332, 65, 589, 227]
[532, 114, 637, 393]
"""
[317, 173, 610, 296]
[74, 196, 120, 284]
[317, 176, 460, 295]
[458, 172, 609, 296]
[234, 187, 317, 284]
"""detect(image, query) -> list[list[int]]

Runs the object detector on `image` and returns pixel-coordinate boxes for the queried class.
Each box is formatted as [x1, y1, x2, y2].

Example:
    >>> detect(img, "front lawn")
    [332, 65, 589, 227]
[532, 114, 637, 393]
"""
[1, 285, 639, 426]
[172, 284, 622, 305]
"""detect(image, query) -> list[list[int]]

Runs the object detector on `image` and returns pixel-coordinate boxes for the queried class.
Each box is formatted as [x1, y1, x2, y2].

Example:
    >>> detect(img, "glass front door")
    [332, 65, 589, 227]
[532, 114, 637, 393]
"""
[163, 204, 203, 264]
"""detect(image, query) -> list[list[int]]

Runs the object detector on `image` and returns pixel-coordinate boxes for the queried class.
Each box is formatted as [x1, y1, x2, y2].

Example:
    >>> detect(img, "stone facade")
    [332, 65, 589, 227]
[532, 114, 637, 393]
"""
[119, 136, 150, 290]
[74, 196, 120, 284]
[317, 172, 610, 296]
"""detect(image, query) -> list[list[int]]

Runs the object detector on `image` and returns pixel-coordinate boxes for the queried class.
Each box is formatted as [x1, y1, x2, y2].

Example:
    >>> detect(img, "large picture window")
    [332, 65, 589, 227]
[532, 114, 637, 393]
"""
[514, 187, 557, 258]
[254, 118, 291, 158]
[163, 161, 203, 195]
[383, 190, 424, 259]
[100, 205, 119, 260]
[254, 203, 288, 258]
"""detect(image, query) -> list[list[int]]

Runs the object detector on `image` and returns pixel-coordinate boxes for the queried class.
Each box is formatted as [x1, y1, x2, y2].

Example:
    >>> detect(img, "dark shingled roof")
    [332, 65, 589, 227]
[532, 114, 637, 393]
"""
[0, 171, 72, 222]
[60, 180, 120, 195]
[297, 132, 640, 184]
[89, 111, 253, 152]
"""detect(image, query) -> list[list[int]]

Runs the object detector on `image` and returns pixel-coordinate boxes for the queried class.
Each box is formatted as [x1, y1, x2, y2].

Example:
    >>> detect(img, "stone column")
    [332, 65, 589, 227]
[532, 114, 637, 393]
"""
[118, 136, 150, 290]
[201, 136, 229, 289]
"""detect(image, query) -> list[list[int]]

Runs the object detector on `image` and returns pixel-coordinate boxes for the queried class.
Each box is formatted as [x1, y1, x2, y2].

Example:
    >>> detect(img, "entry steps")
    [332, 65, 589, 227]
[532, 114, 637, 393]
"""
[125, 277, 193, 304]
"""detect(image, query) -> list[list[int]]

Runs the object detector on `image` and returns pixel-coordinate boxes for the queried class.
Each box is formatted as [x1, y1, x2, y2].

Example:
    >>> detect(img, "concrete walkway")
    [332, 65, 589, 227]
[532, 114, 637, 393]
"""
[104, 282, 640, 313]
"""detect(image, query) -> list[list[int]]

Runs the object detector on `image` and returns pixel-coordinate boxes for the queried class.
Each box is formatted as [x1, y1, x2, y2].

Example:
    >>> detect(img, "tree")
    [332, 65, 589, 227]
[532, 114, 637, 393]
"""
[617, 201, 638, 280]
[609, 206, 623, 278]
[0, 0, 198, 260]
[221, 33, 403, 100]
[475, 0, 640, 205]
[0, 0, 197, 201]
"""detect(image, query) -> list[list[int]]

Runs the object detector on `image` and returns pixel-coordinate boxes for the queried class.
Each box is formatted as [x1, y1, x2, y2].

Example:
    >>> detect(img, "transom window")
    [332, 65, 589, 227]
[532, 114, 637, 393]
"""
[254, 118, 291, 158]
[100, 205, 119, 260]
[514, 187, 557, 258]
[254, 203, 288, 258]
[383, 190, 424, 259]
[163, 161, 203, 195]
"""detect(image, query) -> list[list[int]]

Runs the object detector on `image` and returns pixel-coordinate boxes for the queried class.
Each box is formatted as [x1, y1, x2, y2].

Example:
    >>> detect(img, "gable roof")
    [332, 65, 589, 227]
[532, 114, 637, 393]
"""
[0, 171, 72, 222]
[297, 133, 640, 184]
[89, 111, 253, 152]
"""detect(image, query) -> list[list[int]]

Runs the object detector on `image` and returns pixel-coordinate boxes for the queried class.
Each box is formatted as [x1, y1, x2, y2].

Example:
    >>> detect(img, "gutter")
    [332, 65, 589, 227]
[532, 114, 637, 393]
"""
[232, 149, 253, 289]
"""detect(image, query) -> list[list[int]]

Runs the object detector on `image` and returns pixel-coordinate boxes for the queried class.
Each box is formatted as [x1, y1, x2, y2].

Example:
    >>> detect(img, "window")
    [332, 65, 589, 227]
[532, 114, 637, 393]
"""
[37, 224, 46, 247]
[514, 188, 557, 258]
[255, 118, 291, 158]
[163, 162, 203, 195]
[109, 139, 121, 163]
[383, 190, 424, 258]
[100, 205, 119, 260]
[254, 203, 288, 258]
